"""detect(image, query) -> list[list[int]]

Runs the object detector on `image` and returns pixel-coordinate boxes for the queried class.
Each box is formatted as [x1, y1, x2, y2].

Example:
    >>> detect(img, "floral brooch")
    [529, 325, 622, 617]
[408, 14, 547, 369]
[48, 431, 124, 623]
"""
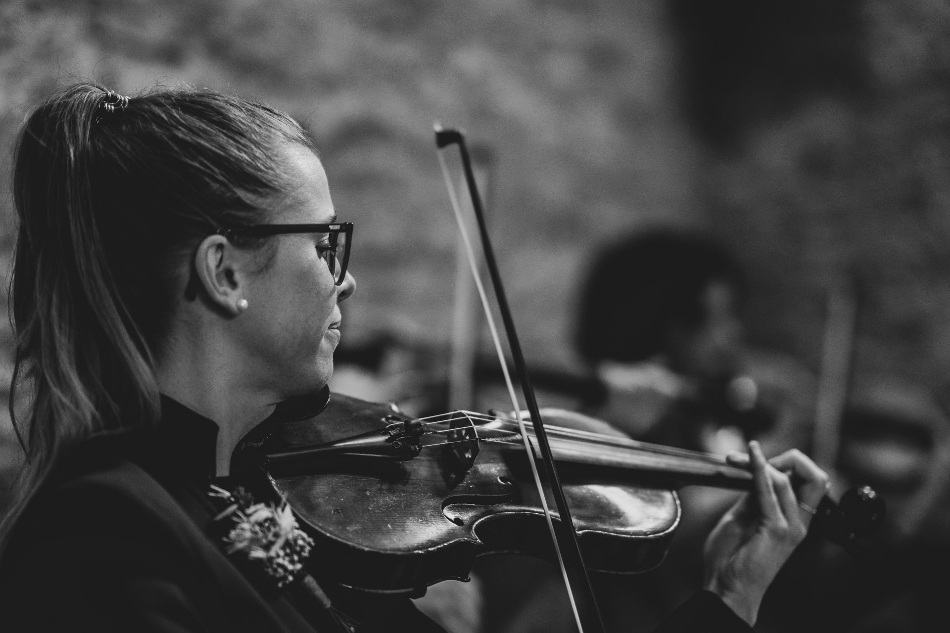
[209, 484, 315, 589]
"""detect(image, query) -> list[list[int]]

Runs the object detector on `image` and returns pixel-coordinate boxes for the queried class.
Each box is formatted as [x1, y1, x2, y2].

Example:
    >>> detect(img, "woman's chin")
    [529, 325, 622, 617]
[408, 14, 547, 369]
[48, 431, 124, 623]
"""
[311, 358, 334, 392]
[274, 359, 333, 401]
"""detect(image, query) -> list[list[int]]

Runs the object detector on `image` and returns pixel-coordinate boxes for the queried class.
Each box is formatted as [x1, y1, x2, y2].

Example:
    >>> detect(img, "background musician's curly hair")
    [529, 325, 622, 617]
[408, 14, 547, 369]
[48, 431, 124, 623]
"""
[576, 228, 744, 365]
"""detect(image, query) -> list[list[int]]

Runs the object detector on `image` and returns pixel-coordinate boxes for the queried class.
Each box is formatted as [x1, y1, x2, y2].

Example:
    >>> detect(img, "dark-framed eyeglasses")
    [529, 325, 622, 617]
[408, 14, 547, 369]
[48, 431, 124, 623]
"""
[222, 222, 353, 285]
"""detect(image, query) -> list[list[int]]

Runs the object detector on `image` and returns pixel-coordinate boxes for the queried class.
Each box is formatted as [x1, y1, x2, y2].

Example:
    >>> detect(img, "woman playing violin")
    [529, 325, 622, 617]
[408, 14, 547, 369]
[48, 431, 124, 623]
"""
[0, 83, 829, 633]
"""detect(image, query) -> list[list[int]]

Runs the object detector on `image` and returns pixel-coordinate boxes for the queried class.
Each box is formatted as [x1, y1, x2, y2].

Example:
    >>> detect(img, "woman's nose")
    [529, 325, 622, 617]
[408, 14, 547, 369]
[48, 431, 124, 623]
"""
[337, 271, 356, 302]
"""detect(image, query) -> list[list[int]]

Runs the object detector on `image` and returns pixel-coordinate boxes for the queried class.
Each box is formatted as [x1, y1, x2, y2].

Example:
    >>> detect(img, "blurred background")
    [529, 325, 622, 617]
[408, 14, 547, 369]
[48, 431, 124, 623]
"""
[2, 0, 950, 631]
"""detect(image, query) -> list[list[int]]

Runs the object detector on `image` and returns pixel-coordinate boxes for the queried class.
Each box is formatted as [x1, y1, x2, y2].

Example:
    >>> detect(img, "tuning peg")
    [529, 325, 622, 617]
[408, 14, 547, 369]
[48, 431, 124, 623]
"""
[839, 485, 886, 540]
[811, 485, 885, 557]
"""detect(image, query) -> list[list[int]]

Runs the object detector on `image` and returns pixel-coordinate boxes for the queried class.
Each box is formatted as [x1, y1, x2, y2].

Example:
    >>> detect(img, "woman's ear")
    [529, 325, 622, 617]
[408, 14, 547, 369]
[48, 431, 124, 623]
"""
[194, 234, 249, 316]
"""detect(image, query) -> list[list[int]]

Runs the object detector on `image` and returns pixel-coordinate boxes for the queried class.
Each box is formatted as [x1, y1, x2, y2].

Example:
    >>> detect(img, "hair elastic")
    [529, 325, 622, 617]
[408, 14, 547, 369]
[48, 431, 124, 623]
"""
[96, 89, 131, 123]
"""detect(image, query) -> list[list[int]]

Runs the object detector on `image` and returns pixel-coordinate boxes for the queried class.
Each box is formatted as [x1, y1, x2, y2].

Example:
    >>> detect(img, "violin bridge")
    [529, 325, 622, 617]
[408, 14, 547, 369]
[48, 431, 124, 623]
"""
[442, 412, 480, 484]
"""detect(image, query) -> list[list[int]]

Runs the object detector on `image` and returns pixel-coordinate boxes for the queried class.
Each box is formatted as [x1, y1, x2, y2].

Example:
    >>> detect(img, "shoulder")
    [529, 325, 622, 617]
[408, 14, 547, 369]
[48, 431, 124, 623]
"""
[18, 456, 199, 547]
[1, 456, 213, 579]
[0, 452, 319, 633]
[589, 360, 687, 436]
[0, 458, 227, 631]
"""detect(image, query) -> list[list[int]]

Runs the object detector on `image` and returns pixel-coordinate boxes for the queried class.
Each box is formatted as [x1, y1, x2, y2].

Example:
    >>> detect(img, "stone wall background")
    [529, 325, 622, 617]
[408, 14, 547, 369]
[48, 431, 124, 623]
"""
[2, 0, 950, 494]
[691, 1, 950, 398]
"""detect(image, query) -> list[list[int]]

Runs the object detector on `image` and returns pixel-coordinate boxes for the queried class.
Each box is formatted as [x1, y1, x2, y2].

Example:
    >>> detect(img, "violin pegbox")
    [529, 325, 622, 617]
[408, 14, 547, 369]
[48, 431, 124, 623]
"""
[812, 484, 886, 557]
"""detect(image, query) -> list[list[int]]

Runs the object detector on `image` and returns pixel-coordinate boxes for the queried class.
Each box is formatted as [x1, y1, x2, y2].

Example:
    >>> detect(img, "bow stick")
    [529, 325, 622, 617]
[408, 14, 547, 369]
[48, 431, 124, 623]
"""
[448, 143, 495, 411]
[435, 125, 606, 633]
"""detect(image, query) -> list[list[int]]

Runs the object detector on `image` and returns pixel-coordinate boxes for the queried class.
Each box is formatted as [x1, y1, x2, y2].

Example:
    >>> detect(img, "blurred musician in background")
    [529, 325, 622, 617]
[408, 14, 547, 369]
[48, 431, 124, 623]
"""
[575, 228, 813, 458]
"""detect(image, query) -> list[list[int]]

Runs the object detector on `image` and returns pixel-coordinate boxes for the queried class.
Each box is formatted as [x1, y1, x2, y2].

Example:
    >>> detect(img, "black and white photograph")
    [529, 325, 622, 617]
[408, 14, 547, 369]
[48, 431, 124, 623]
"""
[0, 2, 945, 631]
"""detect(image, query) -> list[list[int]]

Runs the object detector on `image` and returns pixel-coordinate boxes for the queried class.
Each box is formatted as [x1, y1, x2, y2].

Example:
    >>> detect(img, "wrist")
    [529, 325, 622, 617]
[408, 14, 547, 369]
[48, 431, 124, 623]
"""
[705, 580, 762, 626]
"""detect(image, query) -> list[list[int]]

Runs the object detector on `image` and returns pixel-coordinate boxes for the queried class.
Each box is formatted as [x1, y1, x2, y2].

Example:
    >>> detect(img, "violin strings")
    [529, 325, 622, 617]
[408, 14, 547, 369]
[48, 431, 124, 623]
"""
[419, 425, 517, 438]
[418, 435, 523, 450]
[410, 410, 731, 465]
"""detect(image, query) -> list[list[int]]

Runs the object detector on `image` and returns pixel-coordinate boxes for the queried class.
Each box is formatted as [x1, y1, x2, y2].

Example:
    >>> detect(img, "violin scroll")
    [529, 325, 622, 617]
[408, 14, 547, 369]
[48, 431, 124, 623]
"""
[812, 485, 885, 556]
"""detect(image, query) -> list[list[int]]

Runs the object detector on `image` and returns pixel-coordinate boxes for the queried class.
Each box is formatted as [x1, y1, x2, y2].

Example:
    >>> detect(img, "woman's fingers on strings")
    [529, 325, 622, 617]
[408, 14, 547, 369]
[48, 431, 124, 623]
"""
[727, 446, 830, 522]
[767, 449, 830, 510]
[767, 464, 810, 536]
[749, 441, 783, 525]
[751, 444, 814, 541]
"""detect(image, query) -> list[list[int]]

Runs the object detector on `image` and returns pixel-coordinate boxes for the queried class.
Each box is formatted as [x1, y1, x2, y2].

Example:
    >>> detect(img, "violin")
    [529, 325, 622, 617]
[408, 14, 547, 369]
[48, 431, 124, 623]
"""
[234, 387, 885, 596]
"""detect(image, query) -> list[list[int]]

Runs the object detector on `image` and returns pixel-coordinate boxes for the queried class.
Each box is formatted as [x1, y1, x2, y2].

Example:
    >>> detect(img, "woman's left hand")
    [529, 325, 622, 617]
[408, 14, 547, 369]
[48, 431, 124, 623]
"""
[702, 442, 829, 625]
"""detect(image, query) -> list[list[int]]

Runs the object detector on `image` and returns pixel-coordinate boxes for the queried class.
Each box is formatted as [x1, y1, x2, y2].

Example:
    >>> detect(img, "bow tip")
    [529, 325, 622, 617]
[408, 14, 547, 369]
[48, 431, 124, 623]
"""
[434, 126, 464, 149]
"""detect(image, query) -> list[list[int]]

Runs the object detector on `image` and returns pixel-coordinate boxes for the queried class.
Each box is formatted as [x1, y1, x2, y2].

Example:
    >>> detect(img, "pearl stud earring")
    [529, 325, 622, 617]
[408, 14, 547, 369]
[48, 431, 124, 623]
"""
[237, 299, 249, 312]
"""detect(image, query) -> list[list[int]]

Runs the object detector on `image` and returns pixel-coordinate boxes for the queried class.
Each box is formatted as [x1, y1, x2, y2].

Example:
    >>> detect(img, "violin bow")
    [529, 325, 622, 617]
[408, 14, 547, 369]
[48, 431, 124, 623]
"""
[448, 143, 496, 411]
[434, 125, 606, 633]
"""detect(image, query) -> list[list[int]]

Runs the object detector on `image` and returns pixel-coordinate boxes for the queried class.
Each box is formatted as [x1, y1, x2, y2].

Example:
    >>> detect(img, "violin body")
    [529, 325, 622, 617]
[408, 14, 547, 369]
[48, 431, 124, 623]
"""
[251, 392, 680, 594]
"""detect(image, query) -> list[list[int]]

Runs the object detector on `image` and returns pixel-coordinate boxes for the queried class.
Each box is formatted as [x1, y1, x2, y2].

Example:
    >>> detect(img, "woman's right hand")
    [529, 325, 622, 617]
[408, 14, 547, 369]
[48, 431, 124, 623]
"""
[702, 442, 829, 625]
